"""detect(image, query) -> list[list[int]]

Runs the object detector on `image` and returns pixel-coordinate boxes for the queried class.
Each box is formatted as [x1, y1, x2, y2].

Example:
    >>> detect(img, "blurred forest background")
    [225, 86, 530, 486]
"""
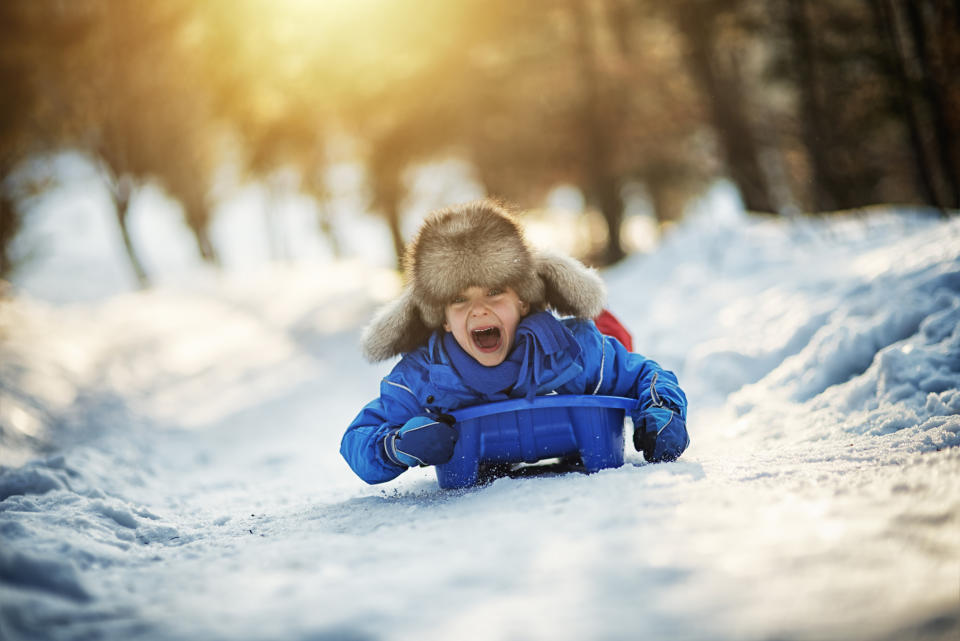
[1, 0, 958, 287]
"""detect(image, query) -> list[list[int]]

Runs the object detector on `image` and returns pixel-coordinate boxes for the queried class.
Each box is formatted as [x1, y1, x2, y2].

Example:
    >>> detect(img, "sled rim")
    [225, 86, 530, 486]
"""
[449, 394, 638, 422]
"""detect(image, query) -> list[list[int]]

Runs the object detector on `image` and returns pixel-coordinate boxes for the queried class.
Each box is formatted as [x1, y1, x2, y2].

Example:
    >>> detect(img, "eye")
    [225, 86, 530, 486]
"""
[487, 288, 503, 297]
[450, 295, 467, 305]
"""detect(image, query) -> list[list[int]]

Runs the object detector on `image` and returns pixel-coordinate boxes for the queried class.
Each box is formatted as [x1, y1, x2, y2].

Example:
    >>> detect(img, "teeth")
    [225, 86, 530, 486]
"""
[472, 327, 501, 349]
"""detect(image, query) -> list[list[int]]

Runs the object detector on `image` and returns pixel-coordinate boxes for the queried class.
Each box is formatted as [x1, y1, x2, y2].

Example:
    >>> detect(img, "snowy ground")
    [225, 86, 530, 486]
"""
[1, 205, 958, 641]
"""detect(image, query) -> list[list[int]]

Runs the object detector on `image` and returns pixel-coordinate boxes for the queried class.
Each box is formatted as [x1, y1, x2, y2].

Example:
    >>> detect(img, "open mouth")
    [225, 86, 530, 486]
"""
[471, 326, 502, 352]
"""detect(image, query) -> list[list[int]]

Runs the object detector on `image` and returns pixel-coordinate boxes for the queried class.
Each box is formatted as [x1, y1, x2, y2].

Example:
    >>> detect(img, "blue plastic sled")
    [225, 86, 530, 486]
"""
[435, 395, 638, 489]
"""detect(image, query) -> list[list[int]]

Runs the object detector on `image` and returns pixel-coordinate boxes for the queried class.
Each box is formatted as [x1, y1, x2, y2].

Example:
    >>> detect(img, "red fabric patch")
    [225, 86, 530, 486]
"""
[594, 309, 633, 351]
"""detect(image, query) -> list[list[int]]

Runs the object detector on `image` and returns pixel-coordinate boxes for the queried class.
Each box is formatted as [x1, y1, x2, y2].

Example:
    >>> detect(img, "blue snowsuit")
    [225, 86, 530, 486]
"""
[341, 318, 688, 484]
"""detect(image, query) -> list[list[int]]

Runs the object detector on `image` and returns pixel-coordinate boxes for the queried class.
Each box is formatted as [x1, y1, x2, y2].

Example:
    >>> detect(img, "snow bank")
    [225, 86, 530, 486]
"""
[1, 206, 958, 641]
[606, 208, 960, 448]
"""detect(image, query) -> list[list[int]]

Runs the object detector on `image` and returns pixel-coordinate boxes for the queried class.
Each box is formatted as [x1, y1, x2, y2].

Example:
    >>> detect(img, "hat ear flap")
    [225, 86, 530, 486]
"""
[361, 286, 433, 362]
[535, 250, 607, 319]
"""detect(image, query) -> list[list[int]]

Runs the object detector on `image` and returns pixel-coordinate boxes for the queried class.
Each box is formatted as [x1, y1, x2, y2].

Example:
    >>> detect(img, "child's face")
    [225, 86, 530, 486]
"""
[443, 285, 530, 367]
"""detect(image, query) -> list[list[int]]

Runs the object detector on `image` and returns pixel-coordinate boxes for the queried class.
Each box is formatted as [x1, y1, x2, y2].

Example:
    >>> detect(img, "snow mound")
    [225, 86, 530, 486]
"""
[607, 208, 960, 451]
[725, 215, 960, 449]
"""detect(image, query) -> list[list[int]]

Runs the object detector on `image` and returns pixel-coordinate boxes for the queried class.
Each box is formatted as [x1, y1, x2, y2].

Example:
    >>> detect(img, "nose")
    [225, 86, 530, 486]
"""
[469, 300, 491, 317]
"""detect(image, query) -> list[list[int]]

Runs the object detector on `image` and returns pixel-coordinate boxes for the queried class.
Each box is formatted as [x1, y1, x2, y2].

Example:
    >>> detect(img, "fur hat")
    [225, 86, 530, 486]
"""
[361, 200, 606, 361]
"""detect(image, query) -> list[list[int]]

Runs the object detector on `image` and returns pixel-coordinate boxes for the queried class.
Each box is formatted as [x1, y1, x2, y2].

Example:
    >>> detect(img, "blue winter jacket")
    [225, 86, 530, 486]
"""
[341, 318, 687, 484]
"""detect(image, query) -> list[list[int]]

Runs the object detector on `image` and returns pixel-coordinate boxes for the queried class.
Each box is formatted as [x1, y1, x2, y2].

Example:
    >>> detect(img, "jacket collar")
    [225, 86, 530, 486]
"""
[420, 325, 583, 410]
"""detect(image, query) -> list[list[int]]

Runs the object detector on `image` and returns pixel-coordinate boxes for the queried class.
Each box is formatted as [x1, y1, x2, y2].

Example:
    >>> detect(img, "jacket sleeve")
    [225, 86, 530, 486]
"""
[575, 321, 688, 420]
[340, 367, 424, 484]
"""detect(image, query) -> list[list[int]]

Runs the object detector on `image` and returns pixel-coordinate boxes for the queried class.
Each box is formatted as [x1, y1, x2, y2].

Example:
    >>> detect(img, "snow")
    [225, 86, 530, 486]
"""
[2, 194, 959, 641]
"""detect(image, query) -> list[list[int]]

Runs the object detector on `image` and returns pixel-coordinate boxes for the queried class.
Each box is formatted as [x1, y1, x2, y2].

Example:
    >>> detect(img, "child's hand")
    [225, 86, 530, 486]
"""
[383, 416, 458, 468]
[633, 407, 689, 463]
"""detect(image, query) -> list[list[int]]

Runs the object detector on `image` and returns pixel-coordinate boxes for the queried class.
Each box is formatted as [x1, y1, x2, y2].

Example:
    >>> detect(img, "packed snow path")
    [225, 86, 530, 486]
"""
[1, 209, 958, 641]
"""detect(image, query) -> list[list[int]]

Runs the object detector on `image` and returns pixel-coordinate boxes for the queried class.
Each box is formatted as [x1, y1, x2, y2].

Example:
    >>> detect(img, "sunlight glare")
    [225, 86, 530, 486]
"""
[230, 0, 456, 107]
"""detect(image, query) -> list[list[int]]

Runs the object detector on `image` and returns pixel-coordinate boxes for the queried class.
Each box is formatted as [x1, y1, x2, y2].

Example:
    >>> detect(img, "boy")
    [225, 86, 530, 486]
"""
[341, 200, 689, 485]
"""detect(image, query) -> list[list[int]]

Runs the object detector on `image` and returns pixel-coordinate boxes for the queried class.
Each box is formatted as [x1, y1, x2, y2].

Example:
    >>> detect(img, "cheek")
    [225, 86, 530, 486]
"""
[506, 300, 526, 320]
[443, 308, 461, 332]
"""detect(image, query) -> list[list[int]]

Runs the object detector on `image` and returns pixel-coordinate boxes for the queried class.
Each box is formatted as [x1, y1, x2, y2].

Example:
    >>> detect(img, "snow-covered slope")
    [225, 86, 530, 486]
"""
[1, 207, 958, 641]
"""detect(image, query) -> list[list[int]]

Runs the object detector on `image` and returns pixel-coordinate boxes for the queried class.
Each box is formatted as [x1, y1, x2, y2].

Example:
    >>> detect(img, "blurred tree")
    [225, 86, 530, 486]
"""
[195, 0, 341, 261]
[443, 0, 709, 264]
[571, 0, 628, 263]
[335, 0, 531, 268]
[0, 2, 59, 278]
[0, 25, 28, 279]
[871, 0, 959, 210]
[0, 195, 18, 280]
[870, 0, 945, 210]
[663, 0, 778, 214]
[367, 128, 413, 265]
[78, 1, 221, 279]
[8, 0, 955, 289]
[765, 0, 958, 212]
[1, 1, 222, 286]
[604, 1, 712, 227]
[456, 3, 581, 202]
[782, 0, 850, 211]
[902, 1, 960, 208]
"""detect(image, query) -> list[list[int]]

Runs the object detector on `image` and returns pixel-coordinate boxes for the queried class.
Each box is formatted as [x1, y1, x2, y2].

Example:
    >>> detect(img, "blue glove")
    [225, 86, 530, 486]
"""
[634, 407, 689, 463]
[383, 415, 458, 468]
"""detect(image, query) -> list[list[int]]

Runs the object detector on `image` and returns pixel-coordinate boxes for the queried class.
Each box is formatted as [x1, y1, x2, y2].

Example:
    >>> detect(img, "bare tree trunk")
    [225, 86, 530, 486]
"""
[904, 1, 960, 208]
[185, 213, 219, 265]
[368, 145, 406, 271]
[644, 166, 688, 224]
[871, 0, 945, 211]
[367, 132, 410, 271]
[572, 0, 626, 265]
[383, 197, 405, 271]
[370, 161, 406, 270]
[784, 0, 844, 211]
[0, 190, 20, 279]
[672, 5, 777, 213]
[265, 178, 288, 261]
[305, 172, 343, 259]
[316, 203, 342, 259]
[112, 178, 149, 288]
